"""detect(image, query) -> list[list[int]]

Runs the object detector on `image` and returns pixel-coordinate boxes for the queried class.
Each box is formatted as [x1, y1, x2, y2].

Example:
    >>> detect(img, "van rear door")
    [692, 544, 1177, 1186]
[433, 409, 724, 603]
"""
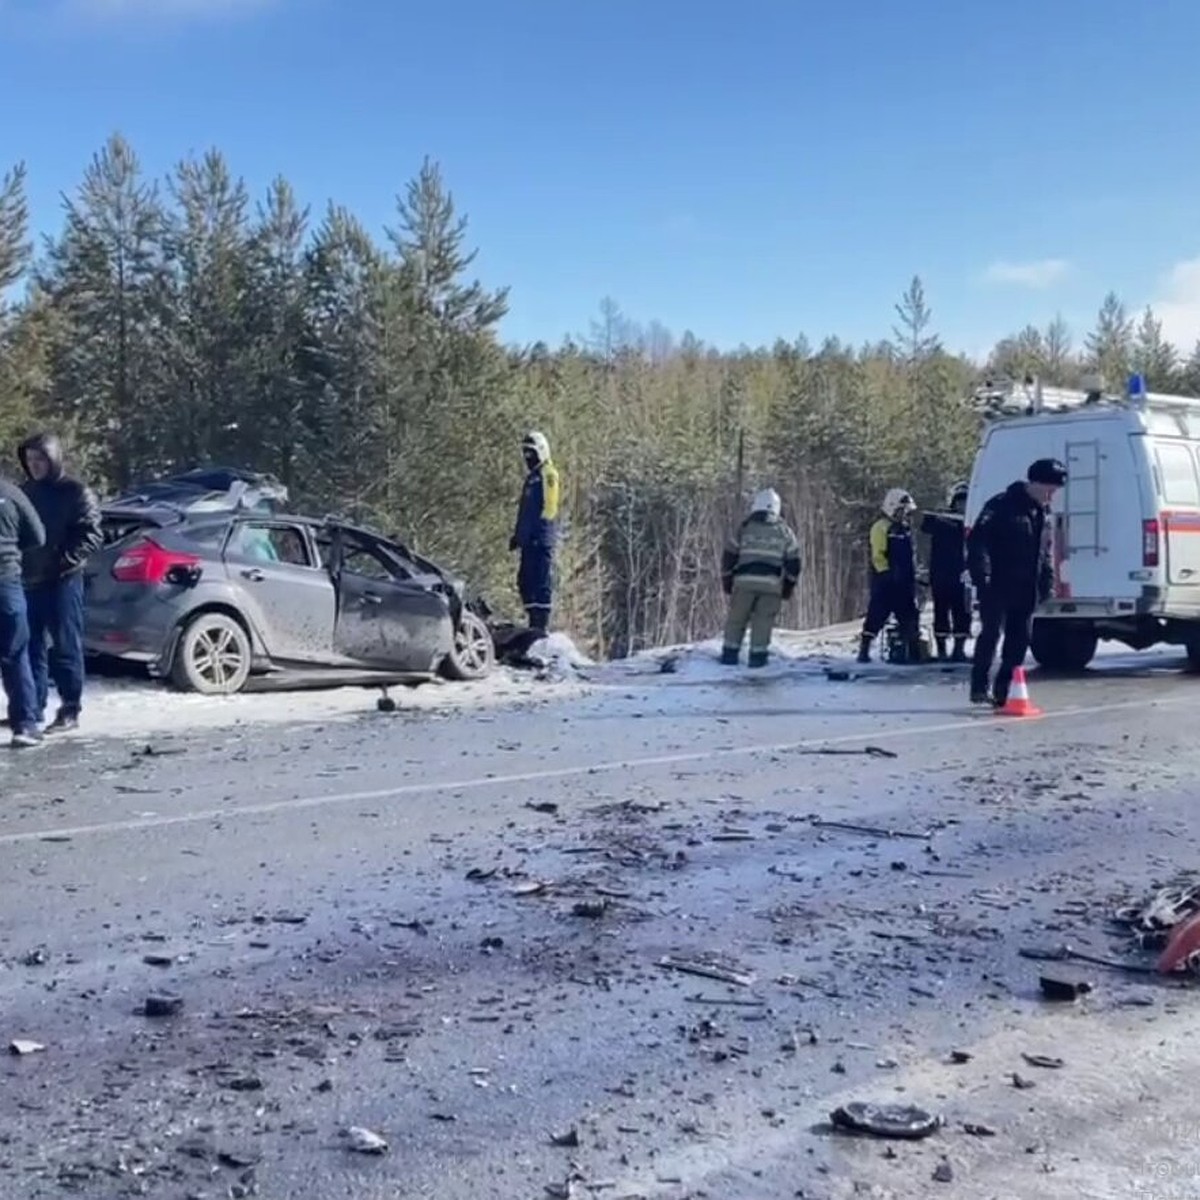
[1151, 438, 1200, 588]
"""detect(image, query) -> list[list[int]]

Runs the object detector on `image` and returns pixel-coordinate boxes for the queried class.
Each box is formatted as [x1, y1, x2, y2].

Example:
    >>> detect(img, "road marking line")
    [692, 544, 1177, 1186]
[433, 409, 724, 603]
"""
[0, 692, 1187, 847]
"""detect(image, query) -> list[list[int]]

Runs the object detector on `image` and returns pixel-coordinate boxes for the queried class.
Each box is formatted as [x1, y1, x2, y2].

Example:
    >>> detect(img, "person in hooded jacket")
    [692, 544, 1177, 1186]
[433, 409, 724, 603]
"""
[0, 468, 46, 747]
[18, 432, 103, 733]
[919, 481, 971, 662]
[720, 488, 801, 668]
[967, 457, 1067, 707]
[509, 430, 561, 632]
[857, 488, 919, 664]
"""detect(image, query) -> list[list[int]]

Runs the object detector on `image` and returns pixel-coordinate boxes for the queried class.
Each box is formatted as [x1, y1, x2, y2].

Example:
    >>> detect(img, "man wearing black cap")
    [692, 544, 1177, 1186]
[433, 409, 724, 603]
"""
[966, 457, 1068, 707]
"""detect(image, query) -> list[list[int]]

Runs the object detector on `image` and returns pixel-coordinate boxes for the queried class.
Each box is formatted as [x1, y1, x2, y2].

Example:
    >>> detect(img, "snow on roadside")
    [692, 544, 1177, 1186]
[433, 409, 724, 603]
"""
[76, 625, 844, 740]
[69, 616, 1172, 742]
[82, 663, 592, 740]
[603, 622, 859, 683]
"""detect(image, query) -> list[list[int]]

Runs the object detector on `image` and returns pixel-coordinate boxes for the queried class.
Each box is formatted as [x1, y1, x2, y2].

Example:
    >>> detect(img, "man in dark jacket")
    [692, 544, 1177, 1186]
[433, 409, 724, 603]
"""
[0, 472, 47, 747]
[19, 432, 103, 733]
[967, 457, 1068, 707]
[508, 430, 560, 633]
[919, 481, 971, 663]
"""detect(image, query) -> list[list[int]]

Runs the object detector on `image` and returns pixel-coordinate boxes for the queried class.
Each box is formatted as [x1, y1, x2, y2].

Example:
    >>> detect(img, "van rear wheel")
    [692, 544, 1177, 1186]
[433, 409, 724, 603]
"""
[1030, 619, 1098, 673]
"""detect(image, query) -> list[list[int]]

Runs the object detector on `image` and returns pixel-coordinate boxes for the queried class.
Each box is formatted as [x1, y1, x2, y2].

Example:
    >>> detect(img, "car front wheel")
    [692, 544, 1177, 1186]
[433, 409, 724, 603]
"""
[171, 612, 253, 694]
[441, 610, 495, 681]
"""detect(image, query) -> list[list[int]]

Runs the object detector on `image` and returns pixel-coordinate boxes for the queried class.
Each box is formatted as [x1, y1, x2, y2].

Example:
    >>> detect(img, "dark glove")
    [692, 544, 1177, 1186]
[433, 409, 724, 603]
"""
[781, 581, 795, 601]
[721, 575, 733, 596]
[508, 536, 519, 552]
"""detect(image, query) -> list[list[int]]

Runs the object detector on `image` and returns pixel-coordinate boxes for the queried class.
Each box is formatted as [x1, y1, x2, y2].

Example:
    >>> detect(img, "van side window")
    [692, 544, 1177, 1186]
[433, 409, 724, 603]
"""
[1155, 443, 1200, 507]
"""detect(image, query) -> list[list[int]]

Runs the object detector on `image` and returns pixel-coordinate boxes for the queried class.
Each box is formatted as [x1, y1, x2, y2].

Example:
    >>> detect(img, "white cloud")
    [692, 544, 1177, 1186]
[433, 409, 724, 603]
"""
[1149, 256, 1200, 351]
[981, 258, 1070, 289]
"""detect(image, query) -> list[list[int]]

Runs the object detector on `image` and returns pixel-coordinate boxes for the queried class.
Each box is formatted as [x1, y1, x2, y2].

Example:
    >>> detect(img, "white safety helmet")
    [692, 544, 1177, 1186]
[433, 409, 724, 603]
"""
[522, 430, 551, 465]
[946, 480, 969, 509]
[750, 487, 782, 518]
[882, 487, 915, 519]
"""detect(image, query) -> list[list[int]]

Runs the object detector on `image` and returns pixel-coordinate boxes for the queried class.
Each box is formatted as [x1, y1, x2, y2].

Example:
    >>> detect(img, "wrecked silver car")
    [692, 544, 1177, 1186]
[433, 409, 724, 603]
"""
[83, 471, 495, 695]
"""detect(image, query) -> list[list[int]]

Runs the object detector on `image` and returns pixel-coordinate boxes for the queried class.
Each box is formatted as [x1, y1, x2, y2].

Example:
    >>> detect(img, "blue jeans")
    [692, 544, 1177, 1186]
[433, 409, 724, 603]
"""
[26, 572, 86, 722]
[0, 579, 38, 732]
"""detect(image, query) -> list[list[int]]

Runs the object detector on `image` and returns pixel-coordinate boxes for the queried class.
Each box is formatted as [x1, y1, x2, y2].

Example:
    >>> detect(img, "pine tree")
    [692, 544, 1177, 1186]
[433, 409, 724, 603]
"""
[0, 162, 34, 453]
[1179, 341, 1200, 398]
[161, 149, 253, 468]
[1131, 306, 1179, 391]
[0, 162, 30, 302]
[242, 176, 310, 488]
[387, 157, 507, 331]
[1084, 291, 1134, 389]
[39, 133, 168, 484]
[891, 276, 941, 363]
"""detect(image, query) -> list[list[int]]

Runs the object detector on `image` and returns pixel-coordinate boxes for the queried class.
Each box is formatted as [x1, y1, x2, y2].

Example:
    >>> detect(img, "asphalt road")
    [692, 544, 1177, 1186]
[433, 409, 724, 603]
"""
[2, 652, 1200, 1200]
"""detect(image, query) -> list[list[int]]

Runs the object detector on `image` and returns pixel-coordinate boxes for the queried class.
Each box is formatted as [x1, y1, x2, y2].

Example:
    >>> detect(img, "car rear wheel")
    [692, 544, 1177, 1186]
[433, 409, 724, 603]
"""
[1029, 618, 1098, 673]
[441, 610, 495, 681]
[171, 612, 252, 695]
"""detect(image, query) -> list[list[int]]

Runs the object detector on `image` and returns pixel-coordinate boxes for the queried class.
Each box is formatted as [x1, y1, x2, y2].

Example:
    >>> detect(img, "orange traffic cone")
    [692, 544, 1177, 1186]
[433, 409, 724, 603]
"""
[998, 667, 1042, 718]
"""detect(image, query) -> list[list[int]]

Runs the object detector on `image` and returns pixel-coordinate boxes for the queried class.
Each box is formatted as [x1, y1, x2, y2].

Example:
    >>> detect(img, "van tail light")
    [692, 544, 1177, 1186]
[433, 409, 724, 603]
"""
[112, 538, 200, 584]
[1143, 518, 1160, 568]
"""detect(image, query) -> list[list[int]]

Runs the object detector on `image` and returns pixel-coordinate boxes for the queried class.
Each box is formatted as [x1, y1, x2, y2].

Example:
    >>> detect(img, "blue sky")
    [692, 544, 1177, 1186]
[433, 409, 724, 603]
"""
[2, 0, 1200, 359]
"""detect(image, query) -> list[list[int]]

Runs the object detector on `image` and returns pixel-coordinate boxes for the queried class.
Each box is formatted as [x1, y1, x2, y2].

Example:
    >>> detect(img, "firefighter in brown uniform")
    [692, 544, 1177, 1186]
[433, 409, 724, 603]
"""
[720, 488, 801, 668]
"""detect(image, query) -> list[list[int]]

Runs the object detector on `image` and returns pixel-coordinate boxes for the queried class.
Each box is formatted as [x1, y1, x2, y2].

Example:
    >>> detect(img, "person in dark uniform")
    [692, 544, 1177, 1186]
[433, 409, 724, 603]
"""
[920, 481, 971, 663]
[857, 488, 919, 664]
[509, 430, 561, 632]
[967, 457, 1068, 706]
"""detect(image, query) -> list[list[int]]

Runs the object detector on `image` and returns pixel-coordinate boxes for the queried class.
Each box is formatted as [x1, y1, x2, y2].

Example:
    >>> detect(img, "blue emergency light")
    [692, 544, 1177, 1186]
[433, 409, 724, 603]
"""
[1127, 372, 1146, 398]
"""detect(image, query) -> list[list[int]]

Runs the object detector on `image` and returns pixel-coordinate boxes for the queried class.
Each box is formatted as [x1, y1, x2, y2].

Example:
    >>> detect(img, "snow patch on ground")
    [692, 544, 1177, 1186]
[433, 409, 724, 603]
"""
[604, 622, 859, 683]
[67, 617, 1180, 742]
[82, 662, 591, 740]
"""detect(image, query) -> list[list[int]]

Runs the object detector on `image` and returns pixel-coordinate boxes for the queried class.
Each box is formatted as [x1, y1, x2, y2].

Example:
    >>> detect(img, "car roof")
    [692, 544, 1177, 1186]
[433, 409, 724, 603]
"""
[101, 503, 398, 545]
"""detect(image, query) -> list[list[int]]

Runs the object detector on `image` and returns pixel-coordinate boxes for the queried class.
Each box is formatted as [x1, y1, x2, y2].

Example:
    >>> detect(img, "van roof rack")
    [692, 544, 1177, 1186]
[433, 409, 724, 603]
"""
[972, 372, 1200, 419]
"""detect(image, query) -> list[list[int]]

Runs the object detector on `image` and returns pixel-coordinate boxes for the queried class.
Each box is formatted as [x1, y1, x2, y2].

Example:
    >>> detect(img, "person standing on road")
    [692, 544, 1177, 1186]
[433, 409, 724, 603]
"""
[19, 432, 103, 734]
[720, 487, 801, 668]
[967, 457, 1067, 708]
[857, 488, 919, 664]
[0, 468, 46, 748]
[509, 430, 560, 633]
[920, 481, 971, 663]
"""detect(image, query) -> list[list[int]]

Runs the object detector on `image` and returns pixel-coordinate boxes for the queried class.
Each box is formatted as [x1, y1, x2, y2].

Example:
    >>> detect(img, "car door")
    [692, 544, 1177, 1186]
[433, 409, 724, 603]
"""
[1154, 440, 1200, 589]
[223, 519, 337, 663]
[329, 527, 454, 671]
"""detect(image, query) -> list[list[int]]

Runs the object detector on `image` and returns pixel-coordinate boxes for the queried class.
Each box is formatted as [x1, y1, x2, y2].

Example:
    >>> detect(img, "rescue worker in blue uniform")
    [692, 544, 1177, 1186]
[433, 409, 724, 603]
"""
[919, 481, 971, 663]
[509, 430, 561, 632]
[719, 488, 801, 668]
[857, 488, 919, 664]
[967, 457, 1067, 707]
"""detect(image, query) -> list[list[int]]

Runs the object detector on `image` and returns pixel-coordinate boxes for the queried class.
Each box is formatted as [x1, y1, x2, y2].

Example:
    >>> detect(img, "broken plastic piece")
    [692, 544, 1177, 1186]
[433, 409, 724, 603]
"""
[1039, 975, 1092, 1001]
[829, 1102, 942, 1140]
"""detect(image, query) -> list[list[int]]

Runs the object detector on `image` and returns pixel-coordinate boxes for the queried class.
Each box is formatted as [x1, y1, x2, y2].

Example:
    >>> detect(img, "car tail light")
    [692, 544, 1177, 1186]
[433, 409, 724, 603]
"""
[1143, 518, 1160, 568]
[112, 538, 200, 584]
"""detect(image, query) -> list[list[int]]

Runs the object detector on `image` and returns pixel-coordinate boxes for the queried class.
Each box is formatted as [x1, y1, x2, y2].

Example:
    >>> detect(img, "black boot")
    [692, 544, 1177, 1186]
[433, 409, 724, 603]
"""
[935, 636, 948, 661]
[857, 634, 872, 664]
[950, 638, 968, 664]
[719, 647, 739, 666]
[748, 650, 768, 668]
[526, 608, 549, 633]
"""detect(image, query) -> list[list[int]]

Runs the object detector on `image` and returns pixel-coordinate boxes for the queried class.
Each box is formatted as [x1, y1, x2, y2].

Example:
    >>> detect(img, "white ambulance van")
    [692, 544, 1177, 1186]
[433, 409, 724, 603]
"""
[965, 373, 1200, 672]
